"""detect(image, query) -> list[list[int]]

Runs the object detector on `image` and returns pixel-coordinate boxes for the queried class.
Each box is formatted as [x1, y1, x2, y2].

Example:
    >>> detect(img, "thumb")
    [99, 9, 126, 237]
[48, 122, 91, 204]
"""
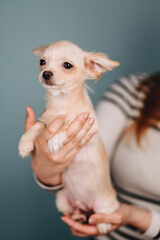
[25, 106, 36, 132]
[89, 213, 122, 225]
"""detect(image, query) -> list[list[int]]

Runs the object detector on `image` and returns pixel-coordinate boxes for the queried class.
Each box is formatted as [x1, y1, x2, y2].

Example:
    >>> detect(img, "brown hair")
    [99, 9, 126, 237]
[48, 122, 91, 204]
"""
[128, 72, 160, 144]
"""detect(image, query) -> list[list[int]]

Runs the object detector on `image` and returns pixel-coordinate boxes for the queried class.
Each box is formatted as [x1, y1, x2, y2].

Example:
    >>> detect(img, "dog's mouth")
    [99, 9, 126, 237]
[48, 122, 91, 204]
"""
[39, 73, 67, 92]
[40, 78, 66, 90]
[42, 78, 56, 86]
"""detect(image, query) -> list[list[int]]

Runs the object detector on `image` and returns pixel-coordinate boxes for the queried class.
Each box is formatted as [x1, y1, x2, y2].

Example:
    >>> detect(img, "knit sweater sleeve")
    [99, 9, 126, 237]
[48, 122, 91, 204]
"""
[96, 96, 127, 160]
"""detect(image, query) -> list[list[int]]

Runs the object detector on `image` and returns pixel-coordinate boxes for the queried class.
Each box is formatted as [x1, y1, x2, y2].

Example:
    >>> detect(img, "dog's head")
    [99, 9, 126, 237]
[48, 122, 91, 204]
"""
[33, 41, 119, 94]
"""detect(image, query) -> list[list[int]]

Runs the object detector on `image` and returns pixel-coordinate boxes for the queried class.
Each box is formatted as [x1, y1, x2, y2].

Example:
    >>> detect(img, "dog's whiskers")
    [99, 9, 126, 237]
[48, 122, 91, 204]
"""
[85, 84, 95, 95]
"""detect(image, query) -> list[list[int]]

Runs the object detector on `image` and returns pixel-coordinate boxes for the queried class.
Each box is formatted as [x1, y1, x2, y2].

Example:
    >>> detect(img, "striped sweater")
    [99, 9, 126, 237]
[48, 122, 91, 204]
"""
[36, 74, 160, 240]
[96, 74, 160, 240]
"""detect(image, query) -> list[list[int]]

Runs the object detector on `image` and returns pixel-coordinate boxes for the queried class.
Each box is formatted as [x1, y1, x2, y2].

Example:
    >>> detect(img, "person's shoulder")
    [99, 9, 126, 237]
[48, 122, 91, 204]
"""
[100, 73, 148, 119]
[104, 73, 148, 96]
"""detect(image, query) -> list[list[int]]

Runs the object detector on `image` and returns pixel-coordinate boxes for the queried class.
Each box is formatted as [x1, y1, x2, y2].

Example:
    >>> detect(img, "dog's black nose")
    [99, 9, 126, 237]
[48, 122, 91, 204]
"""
[43, 71, 53, 80]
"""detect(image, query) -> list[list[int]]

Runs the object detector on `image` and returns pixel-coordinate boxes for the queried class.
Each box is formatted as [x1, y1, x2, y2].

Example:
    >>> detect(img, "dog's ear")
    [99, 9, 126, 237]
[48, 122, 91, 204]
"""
[84, 52, 120, 82]
[32, 45, 48, 56]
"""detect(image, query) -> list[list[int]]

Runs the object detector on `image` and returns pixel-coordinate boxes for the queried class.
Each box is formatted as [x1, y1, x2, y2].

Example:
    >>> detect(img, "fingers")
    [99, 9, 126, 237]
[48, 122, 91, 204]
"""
[62, 211, 71, 217]
[61, 215, 121, 237]
[62, 130, 97, 162]
[25, 106, 36, 132]
[61, 216, 99, 236]
[65, 119, 95, 153]
[65, 112, 90, 142]
[56, 115, 96, 161]
[89, 213, 122, 225]
[34, 112, 95, 164]
[39, 115, 65, 141]
[68, 117, 95, 146]
[71, 228, 88, 237]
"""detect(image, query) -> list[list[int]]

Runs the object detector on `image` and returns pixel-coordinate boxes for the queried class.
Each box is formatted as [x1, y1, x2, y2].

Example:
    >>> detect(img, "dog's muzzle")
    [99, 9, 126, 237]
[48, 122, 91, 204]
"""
[42, 71, 54, 85]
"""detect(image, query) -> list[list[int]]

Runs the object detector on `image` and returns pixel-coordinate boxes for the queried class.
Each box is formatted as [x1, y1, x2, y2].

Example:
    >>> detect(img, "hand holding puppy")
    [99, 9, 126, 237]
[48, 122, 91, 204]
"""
[25, 106, 95, 186]
[61, 203, 151, 237]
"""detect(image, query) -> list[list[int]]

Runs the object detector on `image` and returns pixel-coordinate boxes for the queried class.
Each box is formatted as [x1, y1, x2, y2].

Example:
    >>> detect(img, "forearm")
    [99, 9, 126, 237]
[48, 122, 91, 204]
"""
[128, 205, 151, 232]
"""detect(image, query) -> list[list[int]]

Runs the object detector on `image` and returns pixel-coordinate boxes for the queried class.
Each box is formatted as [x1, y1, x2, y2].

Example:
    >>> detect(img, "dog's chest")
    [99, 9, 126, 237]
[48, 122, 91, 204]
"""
[41, 89, 97, 125]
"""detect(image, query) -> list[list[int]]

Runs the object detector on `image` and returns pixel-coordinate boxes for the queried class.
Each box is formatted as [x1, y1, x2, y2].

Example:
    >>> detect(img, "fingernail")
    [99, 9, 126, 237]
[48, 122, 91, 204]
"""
[61, 217, 68, 222]
[26, 106, 30, 116]
[89, 218, 94, 224]
[83, 112, 89, 120]
[61, 217, 65, 221]
[88, 118, 95, 124]
[61, 216, 70, 223]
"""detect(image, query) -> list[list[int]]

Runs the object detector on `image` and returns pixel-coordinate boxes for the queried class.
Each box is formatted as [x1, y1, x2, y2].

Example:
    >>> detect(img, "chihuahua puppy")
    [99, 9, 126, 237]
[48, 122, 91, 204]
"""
[19, 41, 119, 233]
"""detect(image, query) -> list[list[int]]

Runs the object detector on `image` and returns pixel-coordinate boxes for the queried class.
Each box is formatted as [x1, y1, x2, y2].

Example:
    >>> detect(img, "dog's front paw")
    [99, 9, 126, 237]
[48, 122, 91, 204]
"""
[18, 135, 34, 158]
[97, 223, 112, 234]
[48, 132, 66, 153]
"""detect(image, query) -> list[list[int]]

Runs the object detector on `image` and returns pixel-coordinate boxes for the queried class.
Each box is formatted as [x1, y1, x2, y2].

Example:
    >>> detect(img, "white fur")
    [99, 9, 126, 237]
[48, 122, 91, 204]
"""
[19, 122, 44, 158]
[48, 131, 67, 153]
[97, 223, 112, 234]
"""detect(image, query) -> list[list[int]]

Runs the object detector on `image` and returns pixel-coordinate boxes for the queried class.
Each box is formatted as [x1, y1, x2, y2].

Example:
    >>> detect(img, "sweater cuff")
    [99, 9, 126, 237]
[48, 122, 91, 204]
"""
[33, 173, 64, 194]
[142, 210, 160, 238]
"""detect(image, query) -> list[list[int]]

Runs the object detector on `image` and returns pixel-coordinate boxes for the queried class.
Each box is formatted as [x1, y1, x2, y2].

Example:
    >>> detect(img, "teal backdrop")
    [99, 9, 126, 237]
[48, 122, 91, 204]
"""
[1, 1, 160, 240]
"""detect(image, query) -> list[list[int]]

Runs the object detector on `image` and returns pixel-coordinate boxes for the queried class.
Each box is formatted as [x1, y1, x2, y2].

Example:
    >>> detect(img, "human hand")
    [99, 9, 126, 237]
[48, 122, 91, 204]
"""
[25, 107, 96, 186]
[61, 203, 151, 237]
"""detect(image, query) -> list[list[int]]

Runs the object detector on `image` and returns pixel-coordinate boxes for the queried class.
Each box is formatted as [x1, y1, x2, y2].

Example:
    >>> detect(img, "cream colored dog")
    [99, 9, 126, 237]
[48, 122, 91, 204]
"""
[19, 41, 119, 234]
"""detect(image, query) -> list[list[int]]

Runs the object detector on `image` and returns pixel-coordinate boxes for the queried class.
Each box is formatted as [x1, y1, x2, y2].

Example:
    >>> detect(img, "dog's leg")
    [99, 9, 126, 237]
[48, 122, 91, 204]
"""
[19, 122, 45, 158]
[93, 196, 119, 234]
[56, 188, 73, 213]
[56, 190, 87, 222]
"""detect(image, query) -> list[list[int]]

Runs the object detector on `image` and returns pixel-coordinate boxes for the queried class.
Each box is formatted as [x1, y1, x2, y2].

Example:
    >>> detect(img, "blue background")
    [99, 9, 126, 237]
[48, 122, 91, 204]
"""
[1, 1, 160, 240]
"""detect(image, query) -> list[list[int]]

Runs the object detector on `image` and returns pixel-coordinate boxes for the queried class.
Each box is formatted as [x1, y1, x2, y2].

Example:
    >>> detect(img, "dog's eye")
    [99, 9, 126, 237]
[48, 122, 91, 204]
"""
[40, 59, 46, 66]
[63, 62, 73, 69]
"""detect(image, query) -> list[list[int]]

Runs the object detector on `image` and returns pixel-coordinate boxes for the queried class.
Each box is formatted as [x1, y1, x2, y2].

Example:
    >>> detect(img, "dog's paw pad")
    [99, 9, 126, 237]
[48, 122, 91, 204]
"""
[19, 136, 34, 158]
[48, 132, 66, 153]
[97, 223, 112, 234]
